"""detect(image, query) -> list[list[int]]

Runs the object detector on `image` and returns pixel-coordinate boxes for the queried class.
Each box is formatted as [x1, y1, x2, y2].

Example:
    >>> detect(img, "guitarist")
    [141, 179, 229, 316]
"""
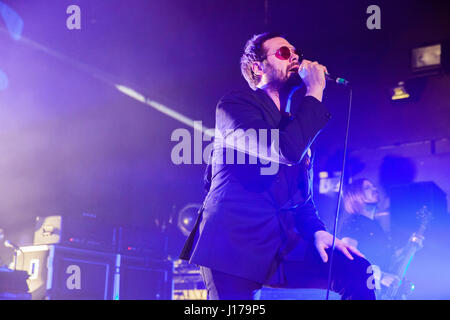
[340, 179, 400, 291]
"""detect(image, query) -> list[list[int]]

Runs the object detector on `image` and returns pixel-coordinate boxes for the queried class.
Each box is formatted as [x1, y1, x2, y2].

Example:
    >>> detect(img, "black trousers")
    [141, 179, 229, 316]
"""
[200, 245, 377, 300]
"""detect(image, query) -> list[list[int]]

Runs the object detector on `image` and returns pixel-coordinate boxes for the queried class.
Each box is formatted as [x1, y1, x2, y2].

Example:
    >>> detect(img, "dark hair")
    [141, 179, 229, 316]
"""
[240, 32, 284, 90]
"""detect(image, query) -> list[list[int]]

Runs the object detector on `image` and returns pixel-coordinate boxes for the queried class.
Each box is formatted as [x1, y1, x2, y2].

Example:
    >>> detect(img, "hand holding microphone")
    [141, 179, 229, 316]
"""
[298, 60, 350, 101]
[299, 60, 328, 102]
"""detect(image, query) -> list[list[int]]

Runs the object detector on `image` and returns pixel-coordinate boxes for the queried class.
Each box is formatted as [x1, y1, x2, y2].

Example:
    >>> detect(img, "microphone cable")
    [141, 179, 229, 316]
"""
[325, 85, 353, 300]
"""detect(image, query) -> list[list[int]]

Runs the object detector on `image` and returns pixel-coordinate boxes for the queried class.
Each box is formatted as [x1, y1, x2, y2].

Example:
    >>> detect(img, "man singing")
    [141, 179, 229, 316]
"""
[180, 32, 376, 300]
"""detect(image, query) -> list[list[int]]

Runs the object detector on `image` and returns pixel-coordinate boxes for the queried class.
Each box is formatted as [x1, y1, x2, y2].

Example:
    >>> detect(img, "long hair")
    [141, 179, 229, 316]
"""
[343, 178, 370, 215]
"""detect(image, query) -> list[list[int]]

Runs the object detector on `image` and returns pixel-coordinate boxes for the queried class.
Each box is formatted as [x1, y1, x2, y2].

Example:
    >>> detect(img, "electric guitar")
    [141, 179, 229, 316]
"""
[381, 206, 432, 300]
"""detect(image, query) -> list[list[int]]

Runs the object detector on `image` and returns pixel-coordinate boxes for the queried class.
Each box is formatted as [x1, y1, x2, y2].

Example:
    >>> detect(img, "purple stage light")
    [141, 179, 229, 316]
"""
[0, 69, 7, 90]
[0, 2, 23, 40]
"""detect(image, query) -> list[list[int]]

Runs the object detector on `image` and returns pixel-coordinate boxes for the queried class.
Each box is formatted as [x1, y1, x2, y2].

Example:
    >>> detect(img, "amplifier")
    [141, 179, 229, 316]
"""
[14, 245, 173, 300]
[390, 181, 447, 243]
[115, 225, 168, 259]
[390, 181, 447, 219]
[15, 245, 116, 300]
[33, 214, 115, 252]
[114, 255, 173, 300]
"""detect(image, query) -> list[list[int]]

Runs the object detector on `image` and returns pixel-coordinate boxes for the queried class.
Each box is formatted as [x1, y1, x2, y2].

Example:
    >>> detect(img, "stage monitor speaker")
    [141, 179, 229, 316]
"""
[0, 267, 31, 300]
[255, 288, 340, 300]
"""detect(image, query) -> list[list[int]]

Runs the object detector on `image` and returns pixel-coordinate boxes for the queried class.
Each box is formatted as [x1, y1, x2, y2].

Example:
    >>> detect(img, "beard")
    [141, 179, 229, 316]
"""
[285, 71, 302, 88]
[263, 63, 303, 110]
[265, 63, 302, 91]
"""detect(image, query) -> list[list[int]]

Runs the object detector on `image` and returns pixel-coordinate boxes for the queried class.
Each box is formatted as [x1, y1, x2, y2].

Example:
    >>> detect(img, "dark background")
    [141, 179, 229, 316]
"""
[0, 0, 449, 296]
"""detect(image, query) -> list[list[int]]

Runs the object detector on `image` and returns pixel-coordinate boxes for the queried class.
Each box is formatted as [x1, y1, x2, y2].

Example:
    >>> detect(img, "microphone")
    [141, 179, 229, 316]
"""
[298, 67, 350, 86]
[325, 72, 350, 86]
[4, 240, 20, 251]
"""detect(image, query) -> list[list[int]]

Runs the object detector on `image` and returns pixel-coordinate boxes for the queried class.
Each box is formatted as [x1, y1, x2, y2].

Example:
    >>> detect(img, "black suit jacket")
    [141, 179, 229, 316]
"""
[180, 88, 331, 283]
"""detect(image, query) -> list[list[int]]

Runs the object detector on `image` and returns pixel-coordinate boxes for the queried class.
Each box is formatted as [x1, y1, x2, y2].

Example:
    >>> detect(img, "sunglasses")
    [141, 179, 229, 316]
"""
[263, 46, 303, 61]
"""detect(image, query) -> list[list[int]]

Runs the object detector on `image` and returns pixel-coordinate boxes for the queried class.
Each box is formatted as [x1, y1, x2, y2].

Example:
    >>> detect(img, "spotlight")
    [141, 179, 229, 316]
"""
[390, 77, 426, 103]
[411, 42, 448, 75]
[391, 81, 410, 101]
[177, 203, 202, 237]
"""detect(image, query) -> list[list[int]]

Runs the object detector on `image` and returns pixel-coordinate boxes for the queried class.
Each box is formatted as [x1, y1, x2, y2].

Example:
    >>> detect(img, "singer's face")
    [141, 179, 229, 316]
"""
[262, 37, 301, 87]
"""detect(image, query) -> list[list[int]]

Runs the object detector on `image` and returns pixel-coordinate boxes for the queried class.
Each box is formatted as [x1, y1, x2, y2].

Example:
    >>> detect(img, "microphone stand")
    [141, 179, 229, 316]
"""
[4, 240, 22, 270]
[325, 86, 353, 300]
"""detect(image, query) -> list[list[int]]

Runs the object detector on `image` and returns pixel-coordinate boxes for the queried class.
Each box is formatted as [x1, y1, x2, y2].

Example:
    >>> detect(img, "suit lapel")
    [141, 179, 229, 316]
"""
[253, 89, 281, 127]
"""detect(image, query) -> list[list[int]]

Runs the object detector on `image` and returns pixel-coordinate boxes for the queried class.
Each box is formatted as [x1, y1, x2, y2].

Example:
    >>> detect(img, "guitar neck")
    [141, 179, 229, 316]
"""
[394, 220, 427, 278]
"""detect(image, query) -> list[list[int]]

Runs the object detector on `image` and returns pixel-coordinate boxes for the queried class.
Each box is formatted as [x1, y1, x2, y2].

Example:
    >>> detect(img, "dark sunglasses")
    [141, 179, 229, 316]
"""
[263, 46, 303, 61]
